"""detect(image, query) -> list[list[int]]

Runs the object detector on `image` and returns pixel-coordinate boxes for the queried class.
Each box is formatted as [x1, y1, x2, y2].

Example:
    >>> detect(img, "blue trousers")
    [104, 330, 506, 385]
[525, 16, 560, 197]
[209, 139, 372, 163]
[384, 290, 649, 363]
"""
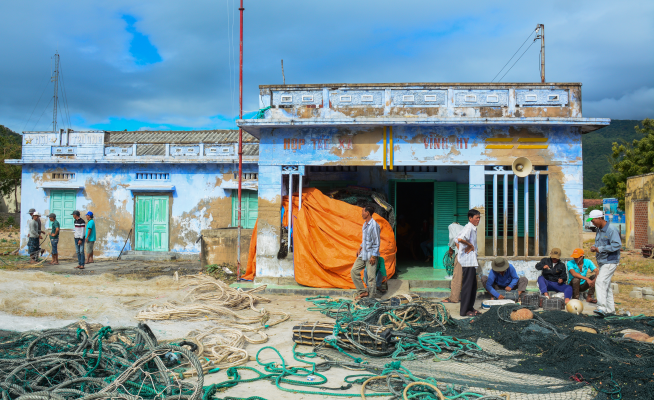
[75, 239, 85, 266]
[537, 276, 572, 299]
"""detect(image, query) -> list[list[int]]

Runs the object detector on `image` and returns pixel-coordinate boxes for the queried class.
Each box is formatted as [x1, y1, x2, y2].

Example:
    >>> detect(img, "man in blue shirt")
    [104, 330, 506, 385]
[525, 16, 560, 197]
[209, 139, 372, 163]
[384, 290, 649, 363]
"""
[481, 257, 529, 300]
[85, 211, 96, 264]
[567, 248, 597, 302]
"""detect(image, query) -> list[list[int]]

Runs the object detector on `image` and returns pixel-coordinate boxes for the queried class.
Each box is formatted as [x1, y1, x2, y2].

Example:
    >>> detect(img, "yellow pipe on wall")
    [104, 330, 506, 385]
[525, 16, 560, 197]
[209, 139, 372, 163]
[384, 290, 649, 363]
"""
[389, 126, 394, 170]
[383, 126, 387, 170]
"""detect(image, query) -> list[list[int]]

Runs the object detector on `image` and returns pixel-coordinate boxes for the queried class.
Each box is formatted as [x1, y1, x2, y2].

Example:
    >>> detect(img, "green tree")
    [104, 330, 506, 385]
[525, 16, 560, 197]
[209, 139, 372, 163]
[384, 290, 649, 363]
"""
[601, 118, 654, 209]
[0, 126, 22, 211]
[583, 190, 601, 199]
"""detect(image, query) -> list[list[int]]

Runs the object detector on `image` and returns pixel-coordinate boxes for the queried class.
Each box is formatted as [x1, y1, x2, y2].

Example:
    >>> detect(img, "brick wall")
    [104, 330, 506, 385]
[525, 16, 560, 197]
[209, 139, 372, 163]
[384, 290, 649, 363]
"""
[634, 201, 649, 248]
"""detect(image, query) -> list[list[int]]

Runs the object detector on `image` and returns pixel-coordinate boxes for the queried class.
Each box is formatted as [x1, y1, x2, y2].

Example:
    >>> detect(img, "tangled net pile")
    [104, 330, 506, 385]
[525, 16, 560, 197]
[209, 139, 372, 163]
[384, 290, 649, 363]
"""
[0, 321, 204, 400]
[135, 275, 289, 377]
[444, 303, 654, 399]
[204, 295, 654, 399]
[326, 187, 395, 227]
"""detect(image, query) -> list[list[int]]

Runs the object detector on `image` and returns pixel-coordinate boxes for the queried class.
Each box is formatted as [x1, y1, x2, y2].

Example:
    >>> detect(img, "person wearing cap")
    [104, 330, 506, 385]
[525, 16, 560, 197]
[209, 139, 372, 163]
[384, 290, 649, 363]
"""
[85, 211, 96, 264]
[535, 248, 572, 303]
[27, 211, 42, 263]
[567, 248, 597, 302]
[587, 209, 622, 315]
[48, 213, 60, 265]
[481, 257, 529, 300]
[72, 211, 86, 269]
[27, 208, 45, 257]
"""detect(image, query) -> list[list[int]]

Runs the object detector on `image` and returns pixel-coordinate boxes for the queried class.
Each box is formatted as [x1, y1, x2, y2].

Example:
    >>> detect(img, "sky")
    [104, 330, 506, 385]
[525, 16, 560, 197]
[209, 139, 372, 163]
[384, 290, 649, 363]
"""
[0, 1, 652, 133]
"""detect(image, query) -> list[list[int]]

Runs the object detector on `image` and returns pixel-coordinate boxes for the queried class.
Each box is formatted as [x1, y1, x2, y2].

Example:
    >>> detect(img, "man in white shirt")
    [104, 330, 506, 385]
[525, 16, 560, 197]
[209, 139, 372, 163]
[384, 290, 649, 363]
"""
[443, 222, 464, 304]
[457, 209, 481, 317]
[351, 205, 381, 300]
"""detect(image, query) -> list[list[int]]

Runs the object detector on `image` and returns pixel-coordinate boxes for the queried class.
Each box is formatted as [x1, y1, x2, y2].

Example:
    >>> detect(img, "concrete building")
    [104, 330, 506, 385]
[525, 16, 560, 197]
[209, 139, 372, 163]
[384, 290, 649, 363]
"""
[238, 82, 610, 285]
[8, 129, 259, 260]
[625, 172, 654, 249]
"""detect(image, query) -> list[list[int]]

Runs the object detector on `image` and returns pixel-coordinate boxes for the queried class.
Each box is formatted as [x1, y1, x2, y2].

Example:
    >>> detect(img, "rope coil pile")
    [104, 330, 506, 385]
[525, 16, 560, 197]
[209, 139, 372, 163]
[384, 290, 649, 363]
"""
[135, 275, 289, 377]
[0, 321, 204, 400]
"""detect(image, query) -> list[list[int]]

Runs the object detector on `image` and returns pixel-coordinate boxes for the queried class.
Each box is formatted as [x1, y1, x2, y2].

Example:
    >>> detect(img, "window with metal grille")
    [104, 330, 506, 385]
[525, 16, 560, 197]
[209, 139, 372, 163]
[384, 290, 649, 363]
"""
[136, 173, 170, 180]
[233, 173, 258, 180]
[51, 173, 75, 180]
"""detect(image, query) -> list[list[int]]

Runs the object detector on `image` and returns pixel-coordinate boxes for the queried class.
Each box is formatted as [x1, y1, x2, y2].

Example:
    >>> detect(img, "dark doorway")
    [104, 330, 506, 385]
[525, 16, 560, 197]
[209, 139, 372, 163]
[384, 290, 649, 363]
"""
[395, 182, 434, 268]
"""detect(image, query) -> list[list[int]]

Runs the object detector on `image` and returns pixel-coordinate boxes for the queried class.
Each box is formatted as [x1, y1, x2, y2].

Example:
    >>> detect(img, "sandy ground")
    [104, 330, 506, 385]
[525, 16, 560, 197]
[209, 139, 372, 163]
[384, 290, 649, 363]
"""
[0, 267, 606, 400]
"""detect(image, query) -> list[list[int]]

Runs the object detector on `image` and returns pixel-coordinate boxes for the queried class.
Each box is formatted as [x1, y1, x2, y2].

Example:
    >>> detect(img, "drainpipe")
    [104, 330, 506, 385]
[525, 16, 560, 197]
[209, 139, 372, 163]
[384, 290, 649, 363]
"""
[237, 0, 244, 281]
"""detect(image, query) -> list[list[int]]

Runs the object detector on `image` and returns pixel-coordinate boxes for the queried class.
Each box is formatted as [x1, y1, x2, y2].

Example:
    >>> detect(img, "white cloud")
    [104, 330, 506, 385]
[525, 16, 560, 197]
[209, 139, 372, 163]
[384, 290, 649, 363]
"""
[584, 87, 654, 120]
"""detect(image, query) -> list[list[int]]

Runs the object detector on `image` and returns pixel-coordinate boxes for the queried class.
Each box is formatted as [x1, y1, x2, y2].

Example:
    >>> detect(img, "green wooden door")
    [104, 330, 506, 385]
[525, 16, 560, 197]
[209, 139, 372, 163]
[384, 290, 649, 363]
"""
[50, 190, 76, 229]
[135, 196, 169, 251]
[232, 190, 258, 229]
[433, 182, 469, 269]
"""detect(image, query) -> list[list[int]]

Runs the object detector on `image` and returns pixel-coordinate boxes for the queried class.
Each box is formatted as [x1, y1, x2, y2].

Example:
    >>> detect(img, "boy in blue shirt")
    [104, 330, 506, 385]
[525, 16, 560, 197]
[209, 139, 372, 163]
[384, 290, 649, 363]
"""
[567, 248, 597, 302]
[481, 257, 529, 300]
[85, 211, 96, 264]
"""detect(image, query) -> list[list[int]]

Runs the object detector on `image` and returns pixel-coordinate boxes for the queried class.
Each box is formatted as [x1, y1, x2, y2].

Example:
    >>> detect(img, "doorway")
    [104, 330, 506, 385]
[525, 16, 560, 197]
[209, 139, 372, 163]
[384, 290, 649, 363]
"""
[390, 180, 469, 271]
[135, 195, 169, 251]
[393, 181, 434, 269]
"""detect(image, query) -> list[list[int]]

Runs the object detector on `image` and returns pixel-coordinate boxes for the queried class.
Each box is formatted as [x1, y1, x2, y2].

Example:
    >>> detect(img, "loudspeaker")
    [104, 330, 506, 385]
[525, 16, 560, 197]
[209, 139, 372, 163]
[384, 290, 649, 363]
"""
[512, 157, 533, 178]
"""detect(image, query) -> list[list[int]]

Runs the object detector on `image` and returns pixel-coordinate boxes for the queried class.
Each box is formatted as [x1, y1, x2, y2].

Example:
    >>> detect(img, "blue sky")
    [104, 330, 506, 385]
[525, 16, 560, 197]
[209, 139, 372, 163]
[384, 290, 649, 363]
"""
[0, 0, 652, 133]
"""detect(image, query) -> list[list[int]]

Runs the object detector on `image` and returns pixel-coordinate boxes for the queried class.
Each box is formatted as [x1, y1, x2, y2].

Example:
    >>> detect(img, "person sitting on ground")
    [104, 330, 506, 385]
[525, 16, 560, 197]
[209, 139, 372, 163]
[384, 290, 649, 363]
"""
[567, 248, 597, 303]
[535, 248, 572, 304]
[481, 257, 529, 300]
[48, 213, 60, 265]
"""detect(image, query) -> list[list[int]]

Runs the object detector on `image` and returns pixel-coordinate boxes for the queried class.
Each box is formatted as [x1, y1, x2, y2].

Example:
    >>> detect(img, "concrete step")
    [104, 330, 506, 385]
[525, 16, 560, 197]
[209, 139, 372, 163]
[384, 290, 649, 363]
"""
[119, 251, 177, 261]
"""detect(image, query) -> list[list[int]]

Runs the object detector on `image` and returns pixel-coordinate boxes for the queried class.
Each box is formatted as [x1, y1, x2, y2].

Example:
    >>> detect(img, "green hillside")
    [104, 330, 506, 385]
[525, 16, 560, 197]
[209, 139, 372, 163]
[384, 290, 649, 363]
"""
[582, 119, 644, 192]
[0, 125, 21, 144]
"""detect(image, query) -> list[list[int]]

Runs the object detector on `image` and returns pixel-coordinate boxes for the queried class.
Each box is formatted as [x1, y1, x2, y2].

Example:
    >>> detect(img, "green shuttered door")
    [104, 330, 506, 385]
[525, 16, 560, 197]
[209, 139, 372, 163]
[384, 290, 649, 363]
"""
[50, 190, 76, 229]
[433, 182, 469, 269]
[135, 196, 169, 251]
[232, 190, 258, 229]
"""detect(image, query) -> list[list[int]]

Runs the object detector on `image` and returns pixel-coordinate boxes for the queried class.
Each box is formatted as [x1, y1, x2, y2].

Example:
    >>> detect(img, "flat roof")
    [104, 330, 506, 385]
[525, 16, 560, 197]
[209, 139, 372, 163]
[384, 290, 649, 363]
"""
[259, 82, 582, 89]
[237, 117, 610, 138]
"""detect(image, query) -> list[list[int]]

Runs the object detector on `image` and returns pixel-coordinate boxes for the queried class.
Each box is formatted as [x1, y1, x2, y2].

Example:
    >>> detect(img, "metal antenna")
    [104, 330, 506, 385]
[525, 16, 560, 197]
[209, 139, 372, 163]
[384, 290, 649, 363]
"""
[51, 52, 60, 132]
[281, 59, 285, 85]
[536, 24, 545, 83]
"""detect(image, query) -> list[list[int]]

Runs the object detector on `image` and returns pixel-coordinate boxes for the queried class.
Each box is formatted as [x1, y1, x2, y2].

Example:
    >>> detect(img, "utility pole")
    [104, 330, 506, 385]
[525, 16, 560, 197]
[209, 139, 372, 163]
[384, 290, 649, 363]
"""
[237, 0, 244, 281]
[281, 59, 285, 85]
[51, 52, 60, 132]
[537, 24, 545, 83]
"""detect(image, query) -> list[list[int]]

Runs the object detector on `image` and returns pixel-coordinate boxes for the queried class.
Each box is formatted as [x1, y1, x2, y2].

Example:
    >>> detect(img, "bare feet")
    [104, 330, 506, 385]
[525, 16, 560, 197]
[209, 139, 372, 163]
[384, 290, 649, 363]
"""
[355, 292, 369, 300]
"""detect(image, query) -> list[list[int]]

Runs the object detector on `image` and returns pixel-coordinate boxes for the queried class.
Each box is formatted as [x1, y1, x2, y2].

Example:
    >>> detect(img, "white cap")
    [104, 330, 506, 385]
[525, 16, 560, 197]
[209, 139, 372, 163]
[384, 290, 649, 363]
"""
[33, 212, 41, 217]
[586, 209, 604, 222]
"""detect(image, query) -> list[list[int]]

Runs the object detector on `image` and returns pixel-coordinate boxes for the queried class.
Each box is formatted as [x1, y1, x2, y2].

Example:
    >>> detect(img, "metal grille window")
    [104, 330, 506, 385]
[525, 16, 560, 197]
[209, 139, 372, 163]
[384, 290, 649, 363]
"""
[233, 173, 258, 180]
[136, 173, 170, 180]
[484, 167, 547, 257]
[51, 173, 75, 180]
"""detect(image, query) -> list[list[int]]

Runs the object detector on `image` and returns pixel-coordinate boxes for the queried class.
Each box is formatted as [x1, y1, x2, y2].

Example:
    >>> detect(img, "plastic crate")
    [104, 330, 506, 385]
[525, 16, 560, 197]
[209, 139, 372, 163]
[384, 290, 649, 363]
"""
[542, 298, 565, 311]
[521, 293, 540, 308]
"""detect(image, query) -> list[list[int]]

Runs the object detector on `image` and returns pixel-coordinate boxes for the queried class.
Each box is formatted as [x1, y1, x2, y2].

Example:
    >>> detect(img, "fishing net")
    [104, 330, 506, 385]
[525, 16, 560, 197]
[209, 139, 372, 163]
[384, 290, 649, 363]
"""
[326, 187, 396, 227]
[0, 321, 204, 400]
[288, 296, 654, 399]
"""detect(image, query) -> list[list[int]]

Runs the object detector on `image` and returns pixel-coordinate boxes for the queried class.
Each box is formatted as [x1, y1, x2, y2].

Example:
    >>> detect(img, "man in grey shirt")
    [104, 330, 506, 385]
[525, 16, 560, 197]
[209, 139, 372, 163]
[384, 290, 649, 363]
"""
[27, 212, 42, 263]
[351, 205, 381, 300]
[587, 209, 622, 315]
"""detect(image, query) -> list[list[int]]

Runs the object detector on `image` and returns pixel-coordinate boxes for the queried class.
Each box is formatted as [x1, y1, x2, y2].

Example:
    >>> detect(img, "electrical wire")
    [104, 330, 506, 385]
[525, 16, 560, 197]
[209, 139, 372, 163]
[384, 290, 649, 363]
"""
[32, 97, 54, 131]
[59, 58, 73, 130]
[22, 71, 52, 132]
[491, 29, 537, 83]
[497, 39, 538, 83]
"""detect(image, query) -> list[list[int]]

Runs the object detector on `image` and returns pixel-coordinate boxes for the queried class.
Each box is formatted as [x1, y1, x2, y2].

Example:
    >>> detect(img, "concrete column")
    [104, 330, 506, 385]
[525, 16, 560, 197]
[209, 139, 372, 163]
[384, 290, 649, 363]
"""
[549, 164, 583, 257]
[255, 165, 294, 279]
[469, 165, 486, 256]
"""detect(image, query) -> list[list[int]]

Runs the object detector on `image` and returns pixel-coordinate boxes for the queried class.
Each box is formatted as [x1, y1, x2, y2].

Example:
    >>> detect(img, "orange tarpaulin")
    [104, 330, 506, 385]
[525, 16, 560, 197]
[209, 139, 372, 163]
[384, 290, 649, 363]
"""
[243, 188, 396, 288]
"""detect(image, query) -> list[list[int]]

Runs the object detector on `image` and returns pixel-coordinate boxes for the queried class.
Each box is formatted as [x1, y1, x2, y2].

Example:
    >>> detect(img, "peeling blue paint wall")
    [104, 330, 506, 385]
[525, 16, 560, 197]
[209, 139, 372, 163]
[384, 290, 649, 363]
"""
[20, 163, 258, 258]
